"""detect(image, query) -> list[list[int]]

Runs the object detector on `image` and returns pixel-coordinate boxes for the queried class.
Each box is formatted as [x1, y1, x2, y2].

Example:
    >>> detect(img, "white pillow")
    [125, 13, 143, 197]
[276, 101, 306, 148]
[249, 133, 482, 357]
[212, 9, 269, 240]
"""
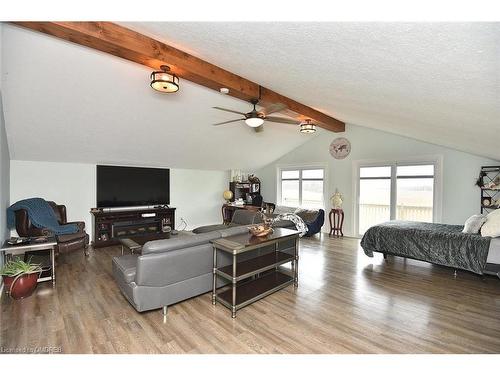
[462, 214, 487, 234]
[481, 209, 500, 237]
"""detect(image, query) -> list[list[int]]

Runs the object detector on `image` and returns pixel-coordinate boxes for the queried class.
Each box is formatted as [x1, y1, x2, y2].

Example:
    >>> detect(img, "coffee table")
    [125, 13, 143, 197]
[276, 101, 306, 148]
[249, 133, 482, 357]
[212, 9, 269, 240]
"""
[211, 227, 300, 318]
[1, 237, 58, 286]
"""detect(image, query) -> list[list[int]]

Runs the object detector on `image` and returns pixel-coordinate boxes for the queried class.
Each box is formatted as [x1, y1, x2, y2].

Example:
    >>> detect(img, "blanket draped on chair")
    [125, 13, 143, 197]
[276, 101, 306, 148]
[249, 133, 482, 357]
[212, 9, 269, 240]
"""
[7, 198, 78, 235]
[272, 213, 308, 237]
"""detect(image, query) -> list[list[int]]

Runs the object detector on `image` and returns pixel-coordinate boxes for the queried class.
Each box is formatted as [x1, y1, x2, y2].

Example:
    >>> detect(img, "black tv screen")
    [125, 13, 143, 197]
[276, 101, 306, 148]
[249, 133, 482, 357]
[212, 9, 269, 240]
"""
[97, 165, 170, 208]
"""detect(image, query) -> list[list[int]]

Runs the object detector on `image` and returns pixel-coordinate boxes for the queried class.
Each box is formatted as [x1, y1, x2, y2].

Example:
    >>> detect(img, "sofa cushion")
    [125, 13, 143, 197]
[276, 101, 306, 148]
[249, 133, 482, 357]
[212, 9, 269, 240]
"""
[142, 231, 221, 254]
[294, 208, 319, 223]
[112, 254, 138, 284]
[193, 223, 231, 234]
[218, 225, 250, 237]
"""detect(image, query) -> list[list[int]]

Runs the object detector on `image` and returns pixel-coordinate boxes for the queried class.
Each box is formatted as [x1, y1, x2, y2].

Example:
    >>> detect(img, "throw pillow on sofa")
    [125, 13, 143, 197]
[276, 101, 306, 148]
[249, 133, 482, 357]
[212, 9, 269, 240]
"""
[481, 209, 500, 238]
[462, 214, 487, 234]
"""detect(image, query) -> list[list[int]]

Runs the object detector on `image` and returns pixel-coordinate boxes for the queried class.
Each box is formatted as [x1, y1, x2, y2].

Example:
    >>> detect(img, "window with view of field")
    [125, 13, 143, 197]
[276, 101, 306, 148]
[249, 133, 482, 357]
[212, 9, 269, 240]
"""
[279, 168, 325, 209]
[358, 163, 435, 235]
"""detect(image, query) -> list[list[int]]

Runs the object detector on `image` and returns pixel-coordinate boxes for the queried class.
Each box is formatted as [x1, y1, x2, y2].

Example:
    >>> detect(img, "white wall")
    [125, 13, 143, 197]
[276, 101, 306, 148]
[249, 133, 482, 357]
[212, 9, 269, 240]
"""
[258, 124, 499, 237]
[10, 160, 229, 240]
[10, 161, 96, 235]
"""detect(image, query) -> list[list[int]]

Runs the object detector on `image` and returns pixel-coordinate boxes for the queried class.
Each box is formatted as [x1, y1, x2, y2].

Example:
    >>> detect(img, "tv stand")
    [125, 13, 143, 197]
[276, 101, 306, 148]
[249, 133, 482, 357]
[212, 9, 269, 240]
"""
[91, 207, 176, 248]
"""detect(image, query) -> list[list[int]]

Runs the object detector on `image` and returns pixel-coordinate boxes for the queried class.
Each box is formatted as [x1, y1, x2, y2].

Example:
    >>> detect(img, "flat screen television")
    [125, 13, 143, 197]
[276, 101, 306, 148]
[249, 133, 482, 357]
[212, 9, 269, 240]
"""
[96, 165, 170, 208]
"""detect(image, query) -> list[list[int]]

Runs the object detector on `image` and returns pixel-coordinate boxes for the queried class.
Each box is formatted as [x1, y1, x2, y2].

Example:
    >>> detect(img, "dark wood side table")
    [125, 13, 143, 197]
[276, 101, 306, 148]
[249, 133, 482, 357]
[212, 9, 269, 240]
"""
[329, 209, 344, 237]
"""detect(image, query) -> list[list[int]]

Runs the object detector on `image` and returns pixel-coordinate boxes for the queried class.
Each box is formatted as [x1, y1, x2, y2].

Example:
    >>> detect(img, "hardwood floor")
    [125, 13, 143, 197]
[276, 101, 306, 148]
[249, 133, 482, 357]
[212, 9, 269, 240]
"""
[1, 235, 500, 354]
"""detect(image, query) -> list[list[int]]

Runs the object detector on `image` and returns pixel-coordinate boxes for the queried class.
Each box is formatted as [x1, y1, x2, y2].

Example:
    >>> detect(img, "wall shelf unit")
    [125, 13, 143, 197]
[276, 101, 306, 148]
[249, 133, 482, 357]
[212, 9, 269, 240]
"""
[480, 166, 500, 214]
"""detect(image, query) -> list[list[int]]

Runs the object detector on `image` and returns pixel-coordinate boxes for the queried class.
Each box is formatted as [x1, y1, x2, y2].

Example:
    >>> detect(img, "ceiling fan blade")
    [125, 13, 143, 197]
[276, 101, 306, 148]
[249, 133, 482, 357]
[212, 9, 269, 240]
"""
[212, 119, 244, 126]
[261, 103, 287, 116]
[212, 107, 246, 116]
[265, 116, 302, 125]
[253, 125, 264, 133]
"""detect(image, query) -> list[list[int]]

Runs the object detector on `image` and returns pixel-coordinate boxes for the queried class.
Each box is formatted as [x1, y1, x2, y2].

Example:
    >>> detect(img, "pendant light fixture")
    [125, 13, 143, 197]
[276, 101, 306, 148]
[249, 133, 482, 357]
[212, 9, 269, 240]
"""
[150, 65, 179, 93]
[300, 119, 316, 133]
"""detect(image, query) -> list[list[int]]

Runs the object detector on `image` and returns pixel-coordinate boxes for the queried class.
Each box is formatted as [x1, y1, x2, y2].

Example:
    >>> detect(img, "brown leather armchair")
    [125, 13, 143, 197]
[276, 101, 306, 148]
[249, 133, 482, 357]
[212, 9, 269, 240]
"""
[14, 201, 89, 255]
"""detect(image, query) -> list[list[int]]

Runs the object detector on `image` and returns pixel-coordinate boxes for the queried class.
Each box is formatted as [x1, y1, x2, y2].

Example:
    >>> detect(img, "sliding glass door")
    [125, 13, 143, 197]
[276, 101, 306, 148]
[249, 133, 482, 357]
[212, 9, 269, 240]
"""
[357, 163, 436, 236]
[358, 166, 392, 234]
[396, 165, 434, 222]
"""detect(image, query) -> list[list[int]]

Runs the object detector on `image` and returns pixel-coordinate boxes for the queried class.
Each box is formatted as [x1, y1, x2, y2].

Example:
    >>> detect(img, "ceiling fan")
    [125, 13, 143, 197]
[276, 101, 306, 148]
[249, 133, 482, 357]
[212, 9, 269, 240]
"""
[212, 99, 301, 132]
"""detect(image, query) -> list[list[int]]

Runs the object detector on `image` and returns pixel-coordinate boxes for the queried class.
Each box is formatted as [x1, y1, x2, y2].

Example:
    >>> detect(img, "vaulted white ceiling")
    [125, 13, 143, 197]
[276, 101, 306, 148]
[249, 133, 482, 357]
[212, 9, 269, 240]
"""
[2, 22, 499, 171]
[121, 22, 500, 161]
[1, 24, 319, 171]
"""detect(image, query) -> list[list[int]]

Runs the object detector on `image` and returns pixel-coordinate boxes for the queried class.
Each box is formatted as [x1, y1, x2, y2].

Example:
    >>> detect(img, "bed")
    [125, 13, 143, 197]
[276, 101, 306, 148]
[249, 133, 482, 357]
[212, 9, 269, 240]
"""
[360, 220, 500, 277]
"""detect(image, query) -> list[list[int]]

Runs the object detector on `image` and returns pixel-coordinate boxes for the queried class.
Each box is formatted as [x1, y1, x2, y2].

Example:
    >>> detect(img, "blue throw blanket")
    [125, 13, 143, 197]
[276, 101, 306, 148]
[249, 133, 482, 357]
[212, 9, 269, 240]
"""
[7, 198, 78, 235]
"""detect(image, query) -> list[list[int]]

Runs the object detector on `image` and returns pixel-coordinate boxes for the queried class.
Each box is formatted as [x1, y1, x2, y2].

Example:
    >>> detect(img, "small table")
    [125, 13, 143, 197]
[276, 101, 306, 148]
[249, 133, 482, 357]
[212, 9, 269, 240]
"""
[329, 208, 344, 237]
[1, 237, 58, 286]
[211, 228, 299, 318]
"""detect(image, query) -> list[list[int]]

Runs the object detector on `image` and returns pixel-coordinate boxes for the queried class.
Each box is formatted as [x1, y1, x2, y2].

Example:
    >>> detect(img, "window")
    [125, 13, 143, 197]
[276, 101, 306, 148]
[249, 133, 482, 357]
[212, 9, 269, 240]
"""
[279, 167, 325, 209]
[357, 161, 438, 236]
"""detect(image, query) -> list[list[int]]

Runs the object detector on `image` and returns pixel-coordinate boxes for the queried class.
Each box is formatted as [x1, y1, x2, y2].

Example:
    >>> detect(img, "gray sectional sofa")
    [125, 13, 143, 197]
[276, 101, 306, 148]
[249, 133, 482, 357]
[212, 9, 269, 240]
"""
[112, 209, 296, 314]
[113, 227, 239, 313]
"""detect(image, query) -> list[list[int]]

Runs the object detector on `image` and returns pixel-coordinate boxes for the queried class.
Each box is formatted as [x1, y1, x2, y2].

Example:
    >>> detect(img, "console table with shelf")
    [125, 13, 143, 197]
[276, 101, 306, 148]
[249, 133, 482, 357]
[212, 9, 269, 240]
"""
[91, 207, 175, 248]
[211, 228, 299, 318]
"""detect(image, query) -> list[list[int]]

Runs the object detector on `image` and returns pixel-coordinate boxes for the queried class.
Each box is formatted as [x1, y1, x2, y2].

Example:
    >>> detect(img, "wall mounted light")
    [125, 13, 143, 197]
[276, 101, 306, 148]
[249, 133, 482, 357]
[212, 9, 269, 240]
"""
[150, 65, 179, 93]
[299, 119, 316, 133]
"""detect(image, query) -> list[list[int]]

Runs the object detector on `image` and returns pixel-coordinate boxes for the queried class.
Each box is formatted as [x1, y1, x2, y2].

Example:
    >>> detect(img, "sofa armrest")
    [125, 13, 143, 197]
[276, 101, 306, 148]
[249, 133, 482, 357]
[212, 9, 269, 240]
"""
[304, 209, 325, 236]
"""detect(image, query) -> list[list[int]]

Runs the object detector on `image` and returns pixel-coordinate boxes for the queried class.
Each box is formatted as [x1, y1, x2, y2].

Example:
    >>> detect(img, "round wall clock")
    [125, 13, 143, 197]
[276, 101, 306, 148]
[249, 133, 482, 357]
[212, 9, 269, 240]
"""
[329, 137, 351, 159]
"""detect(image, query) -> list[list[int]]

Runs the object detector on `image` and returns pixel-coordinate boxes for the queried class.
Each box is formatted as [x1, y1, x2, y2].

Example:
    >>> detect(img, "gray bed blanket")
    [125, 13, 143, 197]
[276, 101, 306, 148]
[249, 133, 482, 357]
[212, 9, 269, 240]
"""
[360, 221, 491, 274]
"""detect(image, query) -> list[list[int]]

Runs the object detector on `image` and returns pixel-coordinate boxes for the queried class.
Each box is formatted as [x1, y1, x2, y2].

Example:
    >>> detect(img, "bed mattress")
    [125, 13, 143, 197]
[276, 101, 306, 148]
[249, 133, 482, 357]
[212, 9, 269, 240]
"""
[360, 221, 492, 275]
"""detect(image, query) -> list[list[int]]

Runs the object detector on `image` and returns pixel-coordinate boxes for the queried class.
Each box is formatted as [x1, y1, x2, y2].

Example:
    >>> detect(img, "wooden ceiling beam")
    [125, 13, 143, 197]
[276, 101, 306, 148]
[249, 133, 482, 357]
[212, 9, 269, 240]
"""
[12, 21, 345, 132]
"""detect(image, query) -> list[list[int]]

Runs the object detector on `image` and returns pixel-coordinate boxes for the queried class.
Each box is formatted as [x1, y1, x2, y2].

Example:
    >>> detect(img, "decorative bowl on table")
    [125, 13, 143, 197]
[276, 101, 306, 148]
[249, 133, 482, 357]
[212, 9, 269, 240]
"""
[248, 225, 274, 237]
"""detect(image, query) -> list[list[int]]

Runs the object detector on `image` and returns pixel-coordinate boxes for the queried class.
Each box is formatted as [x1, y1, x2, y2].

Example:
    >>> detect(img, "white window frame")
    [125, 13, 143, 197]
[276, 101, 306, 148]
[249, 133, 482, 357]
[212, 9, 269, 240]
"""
[352, 155, 443, 237]
[276, 163, 327, 209]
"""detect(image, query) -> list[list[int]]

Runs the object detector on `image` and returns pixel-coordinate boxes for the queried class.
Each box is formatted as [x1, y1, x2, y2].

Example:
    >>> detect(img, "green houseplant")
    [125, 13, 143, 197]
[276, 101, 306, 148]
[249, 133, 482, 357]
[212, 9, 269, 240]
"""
[1, 258, 42, 299]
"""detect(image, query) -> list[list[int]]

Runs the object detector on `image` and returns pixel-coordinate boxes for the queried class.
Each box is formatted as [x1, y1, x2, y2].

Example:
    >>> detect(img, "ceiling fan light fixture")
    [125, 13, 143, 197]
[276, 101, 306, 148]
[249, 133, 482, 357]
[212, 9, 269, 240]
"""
[245, 117, 265, 128]
[150, 65, 179, 93]
[300, 120, 316, 134]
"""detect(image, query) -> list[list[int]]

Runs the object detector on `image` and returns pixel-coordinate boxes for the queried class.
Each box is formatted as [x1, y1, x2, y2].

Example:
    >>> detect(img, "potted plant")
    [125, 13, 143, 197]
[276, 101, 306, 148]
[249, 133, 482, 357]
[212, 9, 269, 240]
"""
[1, 258, 42, 299]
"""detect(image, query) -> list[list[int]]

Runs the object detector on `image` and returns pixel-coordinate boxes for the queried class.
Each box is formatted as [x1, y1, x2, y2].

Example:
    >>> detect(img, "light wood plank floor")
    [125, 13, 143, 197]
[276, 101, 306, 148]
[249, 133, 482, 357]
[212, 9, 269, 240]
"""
[1, 235, 500, 354]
